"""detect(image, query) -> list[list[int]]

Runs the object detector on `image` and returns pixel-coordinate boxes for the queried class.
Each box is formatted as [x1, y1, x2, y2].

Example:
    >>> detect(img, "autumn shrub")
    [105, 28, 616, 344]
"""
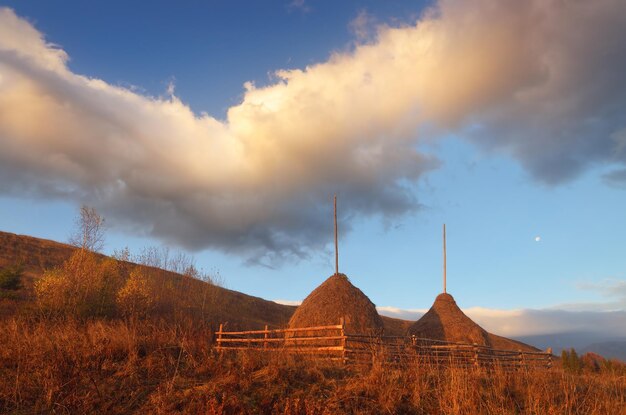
[117, 267, 154, 318]
[35, 250, 124, 318]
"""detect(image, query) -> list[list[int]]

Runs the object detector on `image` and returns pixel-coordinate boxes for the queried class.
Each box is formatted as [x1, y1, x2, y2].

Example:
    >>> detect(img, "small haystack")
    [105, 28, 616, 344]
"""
[407, 293, 491, 346]
[407, 292, 539, 351]
[288, 273, 384, 335]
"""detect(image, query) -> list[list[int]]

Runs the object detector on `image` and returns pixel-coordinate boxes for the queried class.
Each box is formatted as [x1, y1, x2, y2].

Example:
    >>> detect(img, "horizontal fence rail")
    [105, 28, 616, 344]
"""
[215, 320, 553, 369]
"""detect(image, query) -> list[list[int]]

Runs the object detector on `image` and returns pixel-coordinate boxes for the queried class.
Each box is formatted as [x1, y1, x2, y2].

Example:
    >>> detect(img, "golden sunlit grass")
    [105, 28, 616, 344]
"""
[1, 317, 625, 414]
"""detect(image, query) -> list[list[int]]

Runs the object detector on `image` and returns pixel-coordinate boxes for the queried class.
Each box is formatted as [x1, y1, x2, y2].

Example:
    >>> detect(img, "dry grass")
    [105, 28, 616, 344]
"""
[288, 273, 384, 335]
[1, 317, 625, 414]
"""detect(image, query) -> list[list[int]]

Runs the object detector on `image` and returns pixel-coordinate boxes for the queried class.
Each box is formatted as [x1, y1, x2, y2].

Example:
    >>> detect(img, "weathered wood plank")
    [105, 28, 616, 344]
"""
[218, 336, 346, 343]
[216, 324, 342, 336]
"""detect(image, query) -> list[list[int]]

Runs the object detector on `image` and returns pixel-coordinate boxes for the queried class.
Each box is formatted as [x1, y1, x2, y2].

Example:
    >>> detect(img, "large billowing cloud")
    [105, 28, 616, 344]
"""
[1, 0, 626, 263]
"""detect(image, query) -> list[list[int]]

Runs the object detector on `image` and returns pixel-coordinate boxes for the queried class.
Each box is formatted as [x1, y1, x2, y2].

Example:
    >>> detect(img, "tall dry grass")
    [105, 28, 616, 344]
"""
[1, 317, 624, 414]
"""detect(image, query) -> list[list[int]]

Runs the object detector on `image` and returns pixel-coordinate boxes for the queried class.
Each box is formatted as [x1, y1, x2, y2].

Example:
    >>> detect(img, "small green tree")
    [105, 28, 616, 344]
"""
[0, 264, 23, 290]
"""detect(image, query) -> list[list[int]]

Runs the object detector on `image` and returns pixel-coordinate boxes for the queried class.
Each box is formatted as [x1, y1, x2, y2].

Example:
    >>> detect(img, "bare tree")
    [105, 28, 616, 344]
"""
[69, 205, 106, 252]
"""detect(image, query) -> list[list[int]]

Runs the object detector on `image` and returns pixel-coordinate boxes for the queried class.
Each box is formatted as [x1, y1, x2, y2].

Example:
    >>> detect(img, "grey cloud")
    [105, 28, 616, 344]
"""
[462, 0, 626, 183]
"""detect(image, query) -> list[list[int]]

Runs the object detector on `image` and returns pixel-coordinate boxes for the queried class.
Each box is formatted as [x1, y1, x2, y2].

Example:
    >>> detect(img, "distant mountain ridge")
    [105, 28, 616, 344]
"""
[582, 341, 626, 361]
[516, 332, 626, 362]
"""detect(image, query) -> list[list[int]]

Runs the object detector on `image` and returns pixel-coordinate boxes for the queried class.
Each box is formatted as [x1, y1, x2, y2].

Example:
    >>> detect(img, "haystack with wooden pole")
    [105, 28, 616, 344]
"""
[288, 195, 384, 335]
[408, 224, 539, 352]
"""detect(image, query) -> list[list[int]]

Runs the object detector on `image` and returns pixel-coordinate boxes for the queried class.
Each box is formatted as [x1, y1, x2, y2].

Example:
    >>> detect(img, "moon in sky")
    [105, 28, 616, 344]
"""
[535, 236, 541, 242]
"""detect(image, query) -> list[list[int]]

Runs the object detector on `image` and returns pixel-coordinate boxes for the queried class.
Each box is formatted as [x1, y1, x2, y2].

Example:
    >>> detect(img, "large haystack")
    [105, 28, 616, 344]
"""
[288, 273, 384, 335]
[407, 293, 539, 351]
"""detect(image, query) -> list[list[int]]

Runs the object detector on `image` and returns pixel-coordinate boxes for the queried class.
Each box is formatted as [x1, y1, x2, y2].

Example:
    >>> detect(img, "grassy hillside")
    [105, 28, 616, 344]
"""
[0, 231, 75, 272]
[0, 230, 295, 329]
[0, 230, 413, 335]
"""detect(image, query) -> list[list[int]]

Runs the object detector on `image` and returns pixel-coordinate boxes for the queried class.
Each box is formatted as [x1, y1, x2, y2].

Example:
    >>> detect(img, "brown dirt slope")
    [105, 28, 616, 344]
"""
[407, 293, 538, 352]
[288, 273, 384, 335]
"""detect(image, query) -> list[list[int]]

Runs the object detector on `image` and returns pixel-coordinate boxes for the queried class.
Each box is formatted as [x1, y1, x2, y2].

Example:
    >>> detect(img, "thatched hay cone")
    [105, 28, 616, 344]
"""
[288, 273, 384, 335]
[407, 293, 491, 346]
[407, 293, 540, 351]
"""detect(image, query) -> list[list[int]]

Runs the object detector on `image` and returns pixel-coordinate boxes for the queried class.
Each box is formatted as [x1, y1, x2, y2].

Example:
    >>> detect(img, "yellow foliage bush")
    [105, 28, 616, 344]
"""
[116, 268, 153, 317]
[33, 269, 73, 312]
[35, 250, 124, 317]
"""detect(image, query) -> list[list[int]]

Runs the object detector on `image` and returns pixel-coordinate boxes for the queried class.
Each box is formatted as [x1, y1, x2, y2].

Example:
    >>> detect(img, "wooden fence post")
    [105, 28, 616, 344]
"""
[264, 325, 269, 350]
[518, 350, 523, 370]
[217, 323, 223, 355]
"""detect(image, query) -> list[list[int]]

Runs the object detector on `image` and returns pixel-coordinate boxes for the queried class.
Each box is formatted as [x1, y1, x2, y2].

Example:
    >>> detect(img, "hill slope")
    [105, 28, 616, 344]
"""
[1, 230, 415, 335]
[0, 230, 295, 329]
[1, 230, 544, 349]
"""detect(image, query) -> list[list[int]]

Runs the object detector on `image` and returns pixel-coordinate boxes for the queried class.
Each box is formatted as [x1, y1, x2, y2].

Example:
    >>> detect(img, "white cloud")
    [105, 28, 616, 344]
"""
[1, 1, 626, 263]
[376, 306, 425, 321]
[273, 299, 302, 306]
[376, 304, 626, 339]
[466, 307, 626, 337]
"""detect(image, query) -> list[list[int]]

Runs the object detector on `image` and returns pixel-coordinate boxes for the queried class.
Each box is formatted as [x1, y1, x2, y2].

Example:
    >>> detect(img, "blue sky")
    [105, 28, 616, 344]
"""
[1, 0, 625, 339]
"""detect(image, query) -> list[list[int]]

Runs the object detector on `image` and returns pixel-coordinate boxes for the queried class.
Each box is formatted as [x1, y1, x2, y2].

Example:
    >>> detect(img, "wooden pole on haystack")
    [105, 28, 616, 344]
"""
[334, 194, 339, 275]
[443, 224, 447, 294]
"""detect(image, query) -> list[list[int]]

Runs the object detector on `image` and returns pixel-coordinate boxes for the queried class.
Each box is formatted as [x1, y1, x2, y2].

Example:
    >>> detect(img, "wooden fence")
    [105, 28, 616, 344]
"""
[215, 320, 553, 369]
